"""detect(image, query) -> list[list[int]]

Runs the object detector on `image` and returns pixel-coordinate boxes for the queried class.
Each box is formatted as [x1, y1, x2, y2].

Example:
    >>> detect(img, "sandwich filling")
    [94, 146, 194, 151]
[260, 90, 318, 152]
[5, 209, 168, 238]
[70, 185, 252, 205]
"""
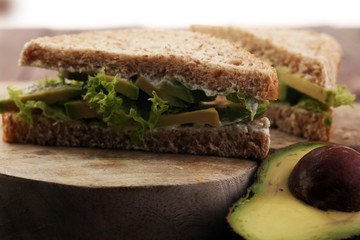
[0, 69, 269, 145]
[275, 66, 355, 127]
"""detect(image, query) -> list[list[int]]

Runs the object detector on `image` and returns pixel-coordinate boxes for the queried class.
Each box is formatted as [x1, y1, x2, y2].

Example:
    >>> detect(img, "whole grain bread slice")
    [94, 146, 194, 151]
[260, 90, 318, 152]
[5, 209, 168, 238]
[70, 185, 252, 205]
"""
[2, 112, 271, 160]
[264, 102, 331, 141]
[19, 29, 278, 100]
[190, 25, 342, 89]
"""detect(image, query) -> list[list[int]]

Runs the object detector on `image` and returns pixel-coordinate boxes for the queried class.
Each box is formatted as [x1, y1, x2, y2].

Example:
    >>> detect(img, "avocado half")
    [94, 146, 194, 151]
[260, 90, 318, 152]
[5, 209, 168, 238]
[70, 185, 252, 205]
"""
[228, 142, 360, 240]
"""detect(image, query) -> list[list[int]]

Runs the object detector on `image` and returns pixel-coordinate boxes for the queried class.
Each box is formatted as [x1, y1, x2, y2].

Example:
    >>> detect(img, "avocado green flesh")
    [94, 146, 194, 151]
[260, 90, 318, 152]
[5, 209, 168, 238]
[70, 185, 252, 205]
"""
[192, 90, 217, 103]
[134, 76, 187, 107]
[107, 76, 139, 100]
[158, 81, 194, 103]
[64, 100, 99, 119]
[63, 100, 221, 126]
[156, 108, 220, 127]
[278, 80, 288, 101]
[277, 82, 305, 105]
[228, 143, 360, 240]
[0, 85, 82, 112]
[63, 72, 139, 100]
[276, 66, 332, 105]
[64, 72, 216, 107]
[2, 72, 264, 128]
[214, 103, 256, 122]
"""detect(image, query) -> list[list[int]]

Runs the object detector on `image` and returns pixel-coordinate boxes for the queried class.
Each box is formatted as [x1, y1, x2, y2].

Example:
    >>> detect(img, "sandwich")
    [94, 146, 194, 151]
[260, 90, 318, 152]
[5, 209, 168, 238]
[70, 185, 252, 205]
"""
[0, 29, 278, 160]
[190, 25, 355, 141]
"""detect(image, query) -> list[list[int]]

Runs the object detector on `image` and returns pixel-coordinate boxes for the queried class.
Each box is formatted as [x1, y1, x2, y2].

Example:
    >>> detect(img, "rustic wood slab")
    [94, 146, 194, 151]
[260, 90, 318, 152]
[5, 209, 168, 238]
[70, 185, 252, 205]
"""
[0, 138, 257, 240]
[0, 80, 359, 240]
[0, 141, 258, 187]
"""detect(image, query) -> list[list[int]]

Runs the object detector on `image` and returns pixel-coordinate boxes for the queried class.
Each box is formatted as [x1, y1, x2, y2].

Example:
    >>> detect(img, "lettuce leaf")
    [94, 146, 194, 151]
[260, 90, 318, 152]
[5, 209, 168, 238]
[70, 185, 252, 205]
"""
[293, 96, 332, 127]
[7, 86, 70, 124]
[83, 68, 169, 145]
[126, 92, 168, 145]
[281, 82, 355, 109]
[84, 70, 134, 133]
[147, 91, 169, 131]
[127, 93, 168, 145]
[24, 101, 70, 121]
[328, 84, 356, 108]
[279, 83, 355, 128]
[225, 92, 269, 121]
[293, 96, 329, 112]
[7, 86, 33, 124]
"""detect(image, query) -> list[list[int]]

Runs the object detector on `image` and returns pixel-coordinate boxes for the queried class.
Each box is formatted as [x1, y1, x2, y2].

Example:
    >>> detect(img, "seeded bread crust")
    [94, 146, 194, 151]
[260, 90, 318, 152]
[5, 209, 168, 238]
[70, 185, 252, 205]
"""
[190, 25, 342, 89]
[19, 29, 278, 100]
[2, 112, 271, 160]
[264, 103, 331, 141]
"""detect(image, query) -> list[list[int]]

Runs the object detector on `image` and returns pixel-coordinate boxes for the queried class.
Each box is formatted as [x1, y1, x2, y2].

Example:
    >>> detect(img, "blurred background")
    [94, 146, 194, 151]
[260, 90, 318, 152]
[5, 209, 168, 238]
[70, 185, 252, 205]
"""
[1, 0, 360, 29]
[0, 0, 359, 99]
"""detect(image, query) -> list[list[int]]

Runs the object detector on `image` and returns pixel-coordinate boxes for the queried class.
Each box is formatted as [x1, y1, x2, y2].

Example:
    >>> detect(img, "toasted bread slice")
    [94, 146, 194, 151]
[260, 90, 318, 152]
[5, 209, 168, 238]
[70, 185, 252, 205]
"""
[19, 29, 278, 100]
[190, 25, 342, 89]
[2, 112, 271, 160]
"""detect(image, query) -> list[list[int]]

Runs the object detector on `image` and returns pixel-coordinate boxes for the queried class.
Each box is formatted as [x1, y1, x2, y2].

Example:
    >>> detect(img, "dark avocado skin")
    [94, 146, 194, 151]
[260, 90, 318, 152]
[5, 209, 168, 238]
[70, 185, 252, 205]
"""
[227, 142, 360, 240]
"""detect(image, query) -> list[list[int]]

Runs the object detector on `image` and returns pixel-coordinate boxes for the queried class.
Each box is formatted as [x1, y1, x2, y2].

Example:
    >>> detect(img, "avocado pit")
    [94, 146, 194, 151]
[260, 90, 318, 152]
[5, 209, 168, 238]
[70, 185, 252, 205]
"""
[288, 144, 360, 212]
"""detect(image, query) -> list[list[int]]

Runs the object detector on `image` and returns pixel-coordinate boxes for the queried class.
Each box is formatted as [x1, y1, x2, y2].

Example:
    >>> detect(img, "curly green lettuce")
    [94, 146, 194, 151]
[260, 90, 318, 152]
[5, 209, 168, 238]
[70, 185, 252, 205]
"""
[328, 84, 356, 108]
[83, 69, 169, 145]
[7, 86, 70, 124]
[7, 86, 33, 124]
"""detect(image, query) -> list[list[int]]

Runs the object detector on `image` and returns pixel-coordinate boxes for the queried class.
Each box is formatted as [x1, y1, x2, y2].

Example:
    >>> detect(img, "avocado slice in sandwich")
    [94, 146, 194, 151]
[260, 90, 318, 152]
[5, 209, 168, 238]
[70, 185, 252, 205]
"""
[191, 25, 355, 141]
[0, 29, 279, 160]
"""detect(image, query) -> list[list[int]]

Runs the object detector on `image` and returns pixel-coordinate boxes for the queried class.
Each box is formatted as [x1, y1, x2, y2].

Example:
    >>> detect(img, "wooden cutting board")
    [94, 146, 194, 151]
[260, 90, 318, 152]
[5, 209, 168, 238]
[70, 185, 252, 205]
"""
[0, 81, 359, 240]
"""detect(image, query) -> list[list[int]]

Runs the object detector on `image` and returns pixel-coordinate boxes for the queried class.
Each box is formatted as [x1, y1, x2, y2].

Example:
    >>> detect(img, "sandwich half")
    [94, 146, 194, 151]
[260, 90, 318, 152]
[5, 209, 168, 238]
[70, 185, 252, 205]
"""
[191, 25, 355, 141]
[0, 29, 278, 160]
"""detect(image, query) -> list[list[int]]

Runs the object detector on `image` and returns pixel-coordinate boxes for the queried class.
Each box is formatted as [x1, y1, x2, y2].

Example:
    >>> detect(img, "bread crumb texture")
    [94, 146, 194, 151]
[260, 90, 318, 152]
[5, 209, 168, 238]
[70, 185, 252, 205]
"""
[2, 113, 270, 160]
[19, 29, 278, 100]
[191, 25, 342, 89]
[264, 102, 331, 141]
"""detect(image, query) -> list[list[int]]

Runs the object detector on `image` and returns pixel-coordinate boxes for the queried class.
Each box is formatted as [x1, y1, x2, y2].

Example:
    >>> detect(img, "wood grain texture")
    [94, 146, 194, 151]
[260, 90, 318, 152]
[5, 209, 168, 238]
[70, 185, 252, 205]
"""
[0, 171, 254, 240]
[0, 140, 257, 187]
